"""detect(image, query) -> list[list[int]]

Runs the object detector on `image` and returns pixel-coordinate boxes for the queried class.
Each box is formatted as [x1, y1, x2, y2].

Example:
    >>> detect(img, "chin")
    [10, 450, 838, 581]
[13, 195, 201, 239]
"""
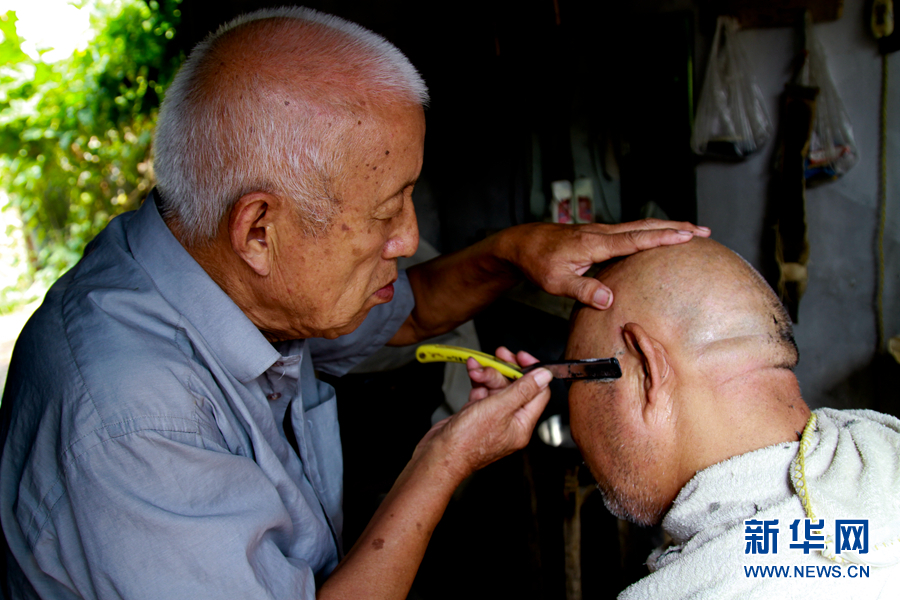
[597, 480, 668, 527]
[321, 308, 375, 339]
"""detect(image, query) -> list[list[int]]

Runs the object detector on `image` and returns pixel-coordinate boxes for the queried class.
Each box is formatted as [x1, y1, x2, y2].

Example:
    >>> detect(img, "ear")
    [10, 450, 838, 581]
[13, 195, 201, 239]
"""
[228, 192, 278, 276]
[622, 322, 675, 427]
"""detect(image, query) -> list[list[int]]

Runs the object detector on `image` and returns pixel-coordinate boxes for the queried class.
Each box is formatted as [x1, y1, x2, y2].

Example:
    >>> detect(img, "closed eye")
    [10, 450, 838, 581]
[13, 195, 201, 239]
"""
[373, 185, 413, 220]
[373, 196, 403, 220]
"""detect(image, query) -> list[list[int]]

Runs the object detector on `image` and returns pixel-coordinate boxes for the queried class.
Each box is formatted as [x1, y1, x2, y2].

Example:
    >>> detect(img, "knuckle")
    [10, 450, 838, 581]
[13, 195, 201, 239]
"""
[621, 229, 642, 247]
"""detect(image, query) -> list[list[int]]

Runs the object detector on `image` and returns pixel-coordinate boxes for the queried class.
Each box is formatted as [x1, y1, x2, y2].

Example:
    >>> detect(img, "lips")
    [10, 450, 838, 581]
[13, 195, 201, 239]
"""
[374, 282, 394, 302]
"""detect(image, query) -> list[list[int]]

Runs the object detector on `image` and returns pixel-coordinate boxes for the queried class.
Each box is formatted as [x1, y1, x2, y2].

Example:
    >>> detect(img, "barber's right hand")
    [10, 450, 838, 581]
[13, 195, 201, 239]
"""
[465, 346, 540, 402]
[414, 360, 551, 484]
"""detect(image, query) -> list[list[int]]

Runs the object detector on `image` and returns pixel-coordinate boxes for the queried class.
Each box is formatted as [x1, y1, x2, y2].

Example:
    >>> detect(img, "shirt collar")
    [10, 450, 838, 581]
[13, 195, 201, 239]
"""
[126, 190, 281, 382]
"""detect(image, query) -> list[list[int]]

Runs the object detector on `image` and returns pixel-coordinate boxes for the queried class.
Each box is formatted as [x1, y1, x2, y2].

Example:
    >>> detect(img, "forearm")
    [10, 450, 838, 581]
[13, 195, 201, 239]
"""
[389, 230, 521, 345]
[319, 366, 552, 599]
[317, 440, 462, 599]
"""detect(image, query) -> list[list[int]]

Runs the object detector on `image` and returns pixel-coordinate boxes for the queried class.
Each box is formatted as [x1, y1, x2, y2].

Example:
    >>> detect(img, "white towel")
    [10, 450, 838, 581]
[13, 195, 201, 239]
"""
[792, 408, 900, 567]
[617, 408, 900, 599]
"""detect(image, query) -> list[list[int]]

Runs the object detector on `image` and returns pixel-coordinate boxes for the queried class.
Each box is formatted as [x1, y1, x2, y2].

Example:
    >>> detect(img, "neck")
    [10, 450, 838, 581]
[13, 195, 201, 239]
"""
[677, 368, 810, 485]
[168, 218, 283, 341]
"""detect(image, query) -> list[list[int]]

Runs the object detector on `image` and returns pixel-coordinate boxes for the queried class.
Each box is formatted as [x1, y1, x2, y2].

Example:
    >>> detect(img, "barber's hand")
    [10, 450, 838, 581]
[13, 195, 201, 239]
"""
[500, 219, 711, 310]
[465, 346, 538, 402]
[415, 361, 551, 483]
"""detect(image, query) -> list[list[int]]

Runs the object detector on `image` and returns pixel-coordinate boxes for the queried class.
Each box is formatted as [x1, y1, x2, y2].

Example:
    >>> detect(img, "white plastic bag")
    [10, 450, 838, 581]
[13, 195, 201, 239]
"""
[692, 16, 772, 158]
[797, 13, 859, 182]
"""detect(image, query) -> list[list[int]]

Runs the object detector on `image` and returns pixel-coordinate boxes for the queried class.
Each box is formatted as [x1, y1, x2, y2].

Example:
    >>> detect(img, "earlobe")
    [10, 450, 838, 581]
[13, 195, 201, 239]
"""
[229, 192, 276, 276]
[623, 323, 674, 426]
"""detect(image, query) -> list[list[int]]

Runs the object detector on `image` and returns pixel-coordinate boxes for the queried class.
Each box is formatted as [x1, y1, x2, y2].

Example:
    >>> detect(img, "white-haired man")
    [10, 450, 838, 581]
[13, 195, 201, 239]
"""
[563, 238, 900, 598]
[1, 8, 709, 600]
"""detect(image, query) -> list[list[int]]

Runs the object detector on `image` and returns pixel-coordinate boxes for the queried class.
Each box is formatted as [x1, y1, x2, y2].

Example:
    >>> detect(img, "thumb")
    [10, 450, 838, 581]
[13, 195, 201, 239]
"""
[563, 275, 613, 310]
[515, 368, 553, 398]
[502, 368, 553, 426]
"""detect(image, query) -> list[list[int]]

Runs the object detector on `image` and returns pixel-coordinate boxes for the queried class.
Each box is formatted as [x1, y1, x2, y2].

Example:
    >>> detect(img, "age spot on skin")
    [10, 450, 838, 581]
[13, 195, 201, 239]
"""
[372, 538, 385, 550]
[341, 224, 350, 232]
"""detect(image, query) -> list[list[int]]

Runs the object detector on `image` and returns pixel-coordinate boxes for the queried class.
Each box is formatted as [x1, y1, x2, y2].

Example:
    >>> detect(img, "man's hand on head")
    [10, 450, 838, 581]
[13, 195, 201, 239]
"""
[497, 219, 711, 310]
[391, 219, 709, 347]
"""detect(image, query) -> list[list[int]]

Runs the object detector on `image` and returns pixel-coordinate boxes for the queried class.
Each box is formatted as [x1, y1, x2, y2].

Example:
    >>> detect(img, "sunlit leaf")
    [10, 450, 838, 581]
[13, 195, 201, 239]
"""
[0, 0, 183, 308]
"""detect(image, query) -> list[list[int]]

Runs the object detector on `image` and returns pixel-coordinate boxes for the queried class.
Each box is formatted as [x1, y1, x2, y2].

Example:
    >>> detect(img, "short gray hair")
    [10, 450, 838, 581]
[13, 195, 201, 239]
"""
[153, 6, 429, 245]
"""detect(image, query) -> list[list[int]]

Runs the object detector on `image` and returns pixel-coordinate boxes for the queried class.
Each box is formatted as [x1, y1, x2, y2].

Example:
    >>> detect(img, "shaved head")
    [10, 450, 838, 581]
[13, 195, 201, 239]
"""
[566, 238, 808, 526]
[575, 237, 798, 374]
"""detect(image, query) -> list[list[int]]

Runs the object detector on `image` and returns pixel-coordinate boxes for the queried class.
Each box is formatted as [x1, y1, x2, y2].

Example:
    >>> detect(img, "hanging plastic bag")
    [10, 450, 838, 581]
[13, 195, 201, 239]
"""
[691, 16, 772, 158]
[796, 12, 859, 183]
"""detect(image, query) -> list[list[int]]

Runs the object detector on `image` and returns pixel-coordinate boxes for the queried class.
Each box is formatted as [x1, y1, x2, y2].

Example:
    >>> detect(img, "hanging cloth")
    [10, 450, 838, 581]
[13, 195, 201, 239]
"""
[772, 81, 817, 323]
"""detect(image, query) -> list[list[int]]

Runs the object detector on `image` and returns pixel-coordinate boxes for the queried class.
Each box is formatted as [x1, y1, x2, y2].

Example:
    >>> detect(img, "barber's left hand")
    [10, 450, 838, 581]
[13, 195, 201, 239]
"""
[499, 219, 710, 310]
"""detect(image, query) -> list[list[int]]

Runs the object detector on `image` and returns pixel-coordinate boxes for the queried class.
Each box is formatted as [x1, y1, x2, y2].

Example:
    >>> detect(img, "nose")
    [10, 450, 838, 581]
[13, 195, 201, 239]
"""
[383, 199, 419, 259]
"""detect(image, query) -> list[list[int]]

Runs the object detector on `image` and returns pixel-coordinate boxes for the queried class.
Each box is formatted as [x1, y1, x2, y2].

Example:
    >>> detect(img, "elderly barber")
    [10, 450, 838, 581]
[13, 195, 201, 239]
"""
[0, 7, 708, 600]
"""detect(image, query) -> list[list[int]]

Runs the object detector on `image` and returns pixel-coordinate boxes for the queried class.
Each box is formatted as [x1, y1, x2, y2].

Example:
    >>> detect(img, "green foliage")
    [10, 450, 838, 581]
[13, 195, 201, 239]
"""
[0, 0, 182, 299]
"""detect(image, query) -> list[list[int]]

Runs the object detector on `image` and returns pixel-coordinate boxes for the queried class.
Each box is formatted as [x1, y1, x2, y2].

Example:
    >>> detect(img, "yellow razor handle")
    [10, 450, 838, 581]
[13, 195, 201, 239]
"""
[415, 344, 524, 379]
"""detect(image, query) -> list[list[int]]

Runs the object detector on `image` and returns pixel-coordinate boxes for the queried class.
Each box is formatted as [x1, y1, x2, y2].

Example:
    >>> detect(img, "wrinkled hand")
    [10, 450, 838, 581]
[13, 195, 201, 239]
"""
[415, 353, 551, 484]
[465, 346, 538, 403]
[501, 219, 711, 310]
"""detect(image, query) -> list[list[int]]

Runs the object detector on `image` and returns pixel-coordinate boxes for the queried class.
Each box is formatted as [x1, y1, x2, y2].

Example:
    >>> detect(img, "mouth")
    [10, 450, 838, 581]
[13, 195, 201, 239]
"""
[373, 281, 395, 302]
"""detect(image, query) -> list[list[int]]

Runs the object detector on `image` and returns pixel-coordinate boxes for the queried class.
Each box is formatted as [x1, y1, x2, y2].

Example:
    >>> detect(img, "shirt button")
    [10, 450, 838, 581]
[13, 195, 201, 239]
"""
[267, 393, 282, 401]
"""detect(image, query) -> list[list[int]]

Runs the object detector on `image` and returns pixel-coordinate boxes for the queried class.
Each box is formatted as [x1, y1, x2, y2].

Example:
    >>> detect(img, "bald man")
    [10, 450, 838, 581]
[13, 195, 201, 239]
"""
[0, 7, 711, 600]
[565, 238, 900, 598]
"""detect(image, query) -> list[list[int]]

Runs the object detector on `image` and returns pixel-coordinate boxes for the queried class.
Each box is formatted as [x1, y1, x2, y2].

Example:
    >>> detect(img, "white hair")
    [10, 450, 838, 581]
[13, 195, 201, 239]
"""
[152, 6, 429, 245]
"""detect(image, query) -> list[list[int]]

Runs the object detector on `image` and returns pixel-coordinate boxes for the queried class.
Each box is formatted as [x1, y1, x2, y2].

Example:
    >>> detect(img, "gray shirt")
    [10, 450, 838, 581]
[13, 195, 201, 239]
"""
[0, 193, 415, 599]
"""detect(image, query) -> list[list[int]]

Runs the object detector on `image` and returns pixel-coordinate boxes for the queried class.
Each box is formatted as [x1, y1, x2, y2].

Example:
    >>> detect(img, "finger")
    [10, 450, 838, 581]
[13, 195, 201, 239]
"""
[468, 386, 490, 403]
[501, 369, 553, 440]
[568, 228, 713, 309]
[569, 228, 700, 283]
[493, 346, 517, 363]
[513, 384, 552, 434]
[554, 273, 614, 310]
[495, 368, 552, 413]
[514, 350, 540, 367]
[493, 346, 539, 368]
[598, 219, 711, 236]
[466, 356, 484, 375]
[596, 228, 700, 260]
[466, 357, 511, 390]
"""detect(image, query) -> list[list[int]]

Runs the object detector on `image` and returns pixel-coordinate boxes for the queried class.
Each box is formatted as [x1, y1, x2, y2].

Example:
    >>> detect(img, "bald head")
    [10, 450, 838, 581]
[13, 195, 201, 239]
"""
[573, 237, 798, 375]
[566, 238, 808, 526]
[154, 7, 428, 245]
